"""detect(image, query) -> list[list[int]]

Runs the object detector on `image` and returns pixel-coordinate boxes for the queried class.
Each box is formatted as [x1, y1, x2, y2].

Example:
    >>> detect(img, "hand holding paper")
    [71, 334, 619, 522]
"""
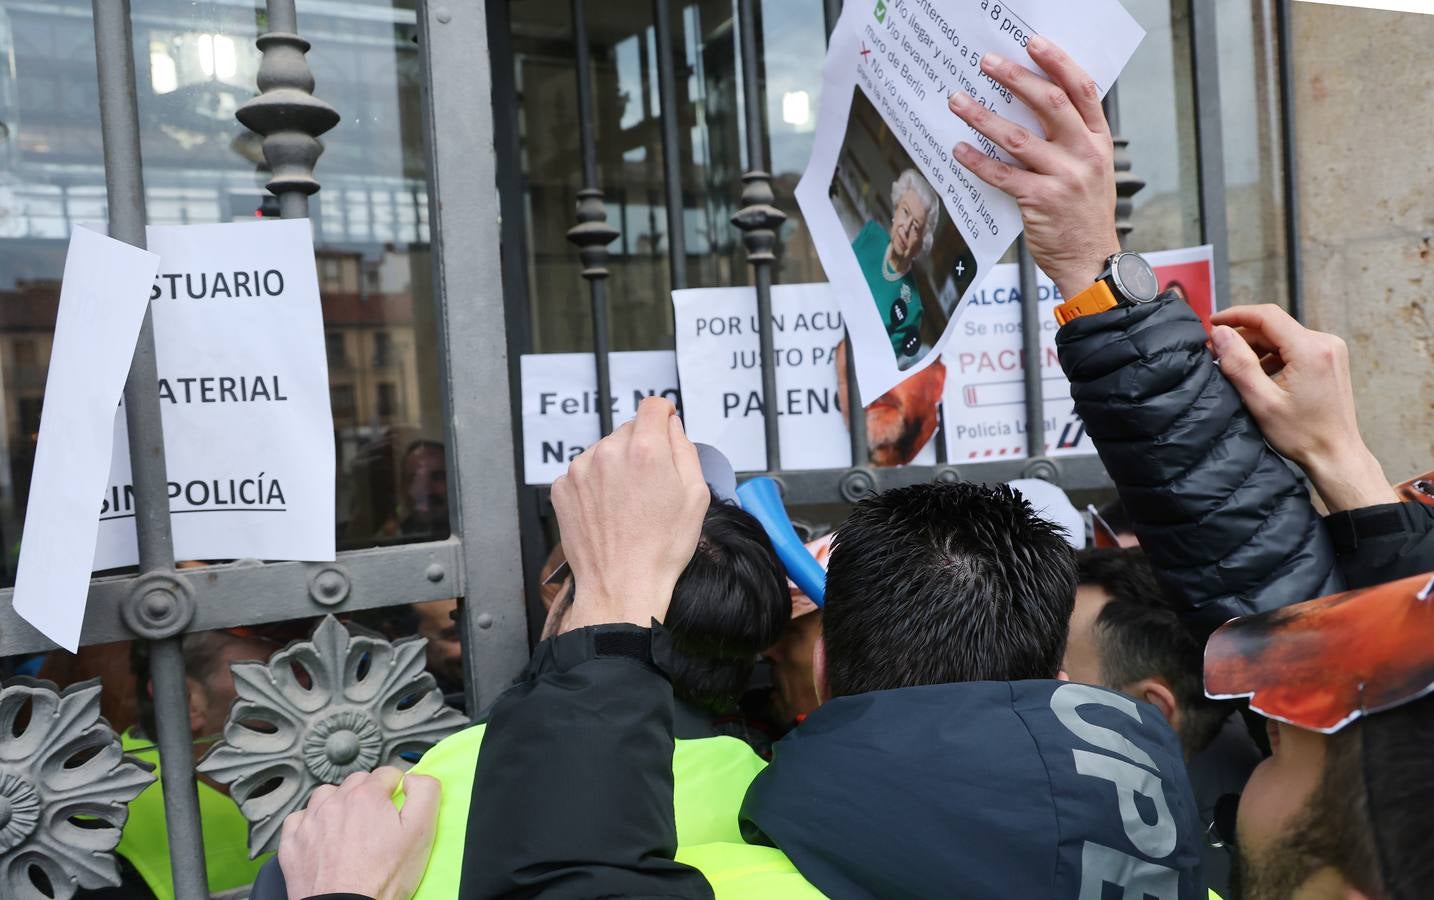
[949, 37, 1122, 300]
[798, 0, 1143, 401]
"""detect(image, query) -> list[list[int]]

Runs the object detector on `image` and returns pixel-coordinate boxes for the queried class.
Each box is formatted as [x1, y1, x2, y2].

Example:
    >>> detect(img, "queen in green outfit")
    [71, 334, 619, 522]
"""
[851, 168, 940, 367]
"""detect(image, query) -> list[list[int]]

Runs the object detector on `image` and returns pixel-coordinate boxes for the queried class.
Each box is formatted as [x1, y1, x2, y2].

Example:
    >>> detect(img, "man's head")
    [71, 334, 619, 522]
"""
[1064, 548, 1229, 757]
[1231, 694, 1434, 899]
[412, 598, 463, 690]
[818, 481, 1077, 699]
[401, 440, 448, 534]
[135, 628, 282, 753]
[544, 494, 789, 714]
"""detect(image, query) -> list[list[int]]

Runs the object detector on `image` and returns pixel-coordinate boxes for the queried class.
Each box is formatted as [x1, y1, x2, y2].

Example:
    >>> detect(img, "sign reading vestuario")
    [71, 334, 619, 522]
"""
[93, 219, 335, 569]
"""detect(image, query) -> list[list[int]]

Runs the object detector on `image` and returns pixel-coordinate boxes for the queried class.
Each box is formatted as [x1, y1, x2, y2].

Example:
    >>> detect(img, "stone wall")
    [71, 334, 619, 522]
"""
[1291, 3, 1434, 482]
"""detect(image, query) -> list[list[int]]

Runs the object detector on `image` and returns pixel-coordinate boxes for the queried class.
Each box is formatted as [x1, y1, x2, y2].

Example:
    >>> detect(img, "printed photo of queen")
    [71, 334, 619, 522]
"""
[850, 169, 940, 366]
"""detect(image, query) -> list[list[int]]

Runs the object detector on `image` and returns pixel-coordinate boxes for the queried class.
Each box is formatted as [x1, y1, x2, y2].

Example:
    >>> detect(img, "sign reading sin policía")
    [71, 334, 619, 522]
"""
[93, 218, 336, 570]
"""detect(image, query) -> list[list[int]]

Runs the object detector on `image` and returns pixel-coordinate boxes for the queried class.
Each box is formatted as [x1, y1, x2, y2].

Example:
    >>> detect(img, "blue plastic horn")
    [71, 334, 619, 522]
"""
[737, 476, 826, 608]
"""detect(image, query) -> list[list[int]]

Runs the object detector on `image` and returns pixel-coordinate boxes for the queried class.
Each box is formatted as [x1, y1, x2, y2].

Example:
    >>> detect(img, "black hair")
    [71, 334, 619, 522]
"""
[1361, 691, 1434, 898]
[822, 481, 1077, 697]
[1078, 547, 1165, 610]
[1096, 497, 1133, 536]
[663, 496, 791, 715]
[1081, 548, 1230, 754]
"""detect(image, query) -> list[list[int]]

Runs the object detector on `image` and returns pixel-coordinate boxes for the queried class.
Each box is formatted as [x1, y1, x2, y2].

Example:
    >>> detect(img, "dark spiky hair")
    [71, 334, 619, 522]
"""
[822, 482, 1077, 697]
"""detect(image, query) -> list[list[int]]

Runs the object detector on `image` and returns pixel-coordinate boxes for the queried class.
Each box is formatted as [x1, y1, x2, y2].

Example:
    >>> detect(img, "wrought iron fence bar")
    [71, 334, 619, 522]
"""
[91, 2, 209, 897]
[824, 3, 869, 468]
[1016, 236, 1044, 461]
[567, 0, 619, 436]
[1104, 86, 1144, 247]
[0, 540, 466, 657]
[533, 456, 1113, 512]
[417, 0, 531, 710]
[843, 338, 868, 466]
[1188, 0, 1231, 306]
[732, 0, 785, 471]
[1274, 0, 1303, 321]
[653, 0, 687, 291]
[237, 0, 339, 221]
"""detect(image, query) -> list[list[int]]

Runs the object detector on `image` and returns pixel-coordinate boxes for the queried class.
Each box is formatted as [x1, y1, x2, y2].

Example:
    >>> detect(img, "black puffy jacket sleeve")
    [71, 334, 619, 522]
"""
[1056, 296, 1343, 635]
[460, 624, 713, 900]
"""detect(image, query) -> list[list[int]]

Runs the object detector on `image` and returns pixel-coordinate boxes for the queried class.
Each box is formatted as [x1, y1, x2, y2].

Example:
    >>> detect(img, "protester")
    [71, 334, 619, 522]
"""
[760, 533, 831, 731]
[1204, 572, 1434, 899]
[1065, 548, 1262, 899]
[251, 485, 793, 899]
[89, 628, 286, 900]
[946, 45, 1344, 636]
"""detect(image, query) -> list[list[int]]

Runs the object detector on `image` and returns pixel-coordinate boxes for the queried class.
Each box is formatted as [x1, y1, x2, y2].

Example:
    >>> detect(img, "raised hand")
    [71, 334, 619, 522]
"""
[550, 397, 711, 631]
[947, 36, 1121, 301]
[1209, 304, 1397, 512]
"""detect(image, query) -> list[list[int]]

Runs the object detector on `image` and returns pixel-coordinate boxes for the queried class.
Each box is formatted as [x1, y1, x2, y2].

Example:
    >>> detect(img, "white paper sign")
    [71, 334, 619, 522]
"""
[798, 0, 1144, 401]
[93, 219, 335, 569]
[521, 351, 680, 484]
[14, 227, 159, 650]
[943, 245, 1217, 461]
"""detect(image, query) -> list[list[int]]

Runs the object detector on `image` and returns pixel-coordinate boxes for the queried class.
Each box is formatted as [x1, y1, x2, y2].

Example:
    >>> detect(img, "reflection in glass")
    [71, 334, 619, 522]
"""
[511, 0, 830, 356]
[0, 0, 448, 585]
[1214, 0, 1288, 309]
[1113, 0, 1203, 254]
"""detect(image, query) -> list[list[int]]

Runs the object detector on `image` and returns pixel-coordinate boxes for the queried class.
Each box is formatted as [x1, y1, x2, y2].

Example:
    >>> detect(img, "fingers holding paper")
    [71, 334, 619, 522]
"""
[947, 36, 1120, 300]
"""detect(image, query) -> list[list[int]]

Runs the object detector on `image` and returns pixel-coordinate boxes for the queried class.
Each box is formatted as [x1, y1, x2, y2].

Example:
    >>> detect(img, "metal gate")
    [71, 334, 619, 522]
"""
[0, 0, 1303, 897]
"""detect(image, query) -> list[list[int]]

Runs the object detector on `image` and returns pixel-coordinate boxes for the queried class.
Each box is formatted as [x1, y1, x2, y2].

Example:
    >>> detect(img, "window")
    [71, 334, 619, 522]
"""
[326, 333, 349, 370]
[376, 382, 397, 418]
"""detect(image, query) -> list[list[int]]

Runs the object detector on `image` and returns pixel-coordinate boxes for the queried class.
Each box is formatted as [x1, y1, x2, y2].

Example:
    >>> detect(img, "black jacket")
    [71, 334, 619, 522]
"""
[1056, 296, 1344, 634]
[1327, 500, 1434, 588]
[253, 625, 711, 900]
[458, 625, 710, 899]
[740, 679, 1205, 898]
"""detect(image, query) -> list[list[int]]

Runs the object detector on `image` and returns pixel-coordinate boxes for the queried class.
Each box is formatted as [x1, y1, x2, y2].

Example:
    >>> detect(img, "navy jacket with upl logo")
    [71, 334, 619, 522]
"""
[740, 679, 1206, 899]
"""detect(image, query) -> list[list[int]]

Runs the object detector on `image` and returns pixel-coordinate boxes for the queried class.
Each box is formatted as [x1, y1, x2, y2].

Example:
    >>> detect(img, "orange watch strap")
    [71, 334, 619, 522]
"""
[1053, 279, 1119, 326]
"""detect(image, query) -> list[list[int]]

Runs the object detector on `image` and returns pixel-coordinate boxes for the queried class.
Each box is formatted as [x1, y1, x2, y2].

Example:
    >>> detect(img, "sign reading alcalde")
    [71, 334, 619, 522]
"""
[93, 219, 335, 569]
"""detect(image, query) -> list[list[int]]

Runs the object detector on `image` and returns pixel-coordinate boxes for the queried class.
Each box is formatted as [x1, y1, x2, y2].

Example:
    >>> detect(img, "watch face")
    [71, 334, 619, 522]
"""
[1113, 253, 1160, 303]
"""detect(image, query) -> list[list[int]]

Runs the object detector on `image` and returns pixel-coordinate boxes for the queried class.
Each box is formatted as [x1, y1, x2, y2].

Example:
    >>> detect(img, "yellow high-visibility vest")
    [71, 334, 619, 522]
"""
[116, 730, 269, 900]
[400, 722, 825, 899]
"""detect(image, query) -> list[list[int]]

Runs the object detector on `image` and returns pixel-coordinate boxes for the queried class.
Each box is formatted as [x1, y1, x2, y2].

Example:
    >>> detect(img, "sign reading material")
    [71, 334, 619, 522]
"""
[14, 227, 159, 650]
[798, 0, 1144, 402]
[94, 219, 335, 569]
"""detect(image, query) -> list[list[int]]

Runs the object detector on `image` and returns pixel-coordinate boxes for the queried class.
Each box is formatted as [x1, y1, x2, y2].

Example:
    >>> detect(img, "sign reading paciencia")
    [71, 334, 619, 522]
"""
[93, 219, 335, 570]
[520, 351, 681, 485]
[798, 0, 1144, 402]
[943, 245, 1215, 461]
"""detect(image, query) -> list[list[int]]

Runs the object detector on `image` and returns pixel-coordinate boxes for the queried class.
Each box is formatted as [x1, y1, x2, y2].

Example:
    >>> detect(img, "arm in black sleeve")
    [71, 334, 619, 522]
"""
[1056, 296, 1344, 636]
[459, 624, 713, 900]
[1326, 501, 1434, 588]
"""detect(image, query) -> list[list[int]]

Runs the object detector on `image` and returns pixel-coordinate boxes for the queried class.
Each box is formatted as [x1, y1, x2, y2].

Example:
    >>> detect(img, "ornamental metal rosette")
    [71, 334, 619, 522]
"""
[0, 679, 154, 900]
[197, 616, 466, 857]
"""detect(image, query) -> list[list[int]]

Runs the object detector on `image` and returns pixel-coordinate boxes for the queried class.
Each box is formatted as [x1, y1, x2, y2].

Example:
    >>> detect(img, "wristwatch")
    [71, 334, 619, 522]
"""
[1053, 251, 1161, 326]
